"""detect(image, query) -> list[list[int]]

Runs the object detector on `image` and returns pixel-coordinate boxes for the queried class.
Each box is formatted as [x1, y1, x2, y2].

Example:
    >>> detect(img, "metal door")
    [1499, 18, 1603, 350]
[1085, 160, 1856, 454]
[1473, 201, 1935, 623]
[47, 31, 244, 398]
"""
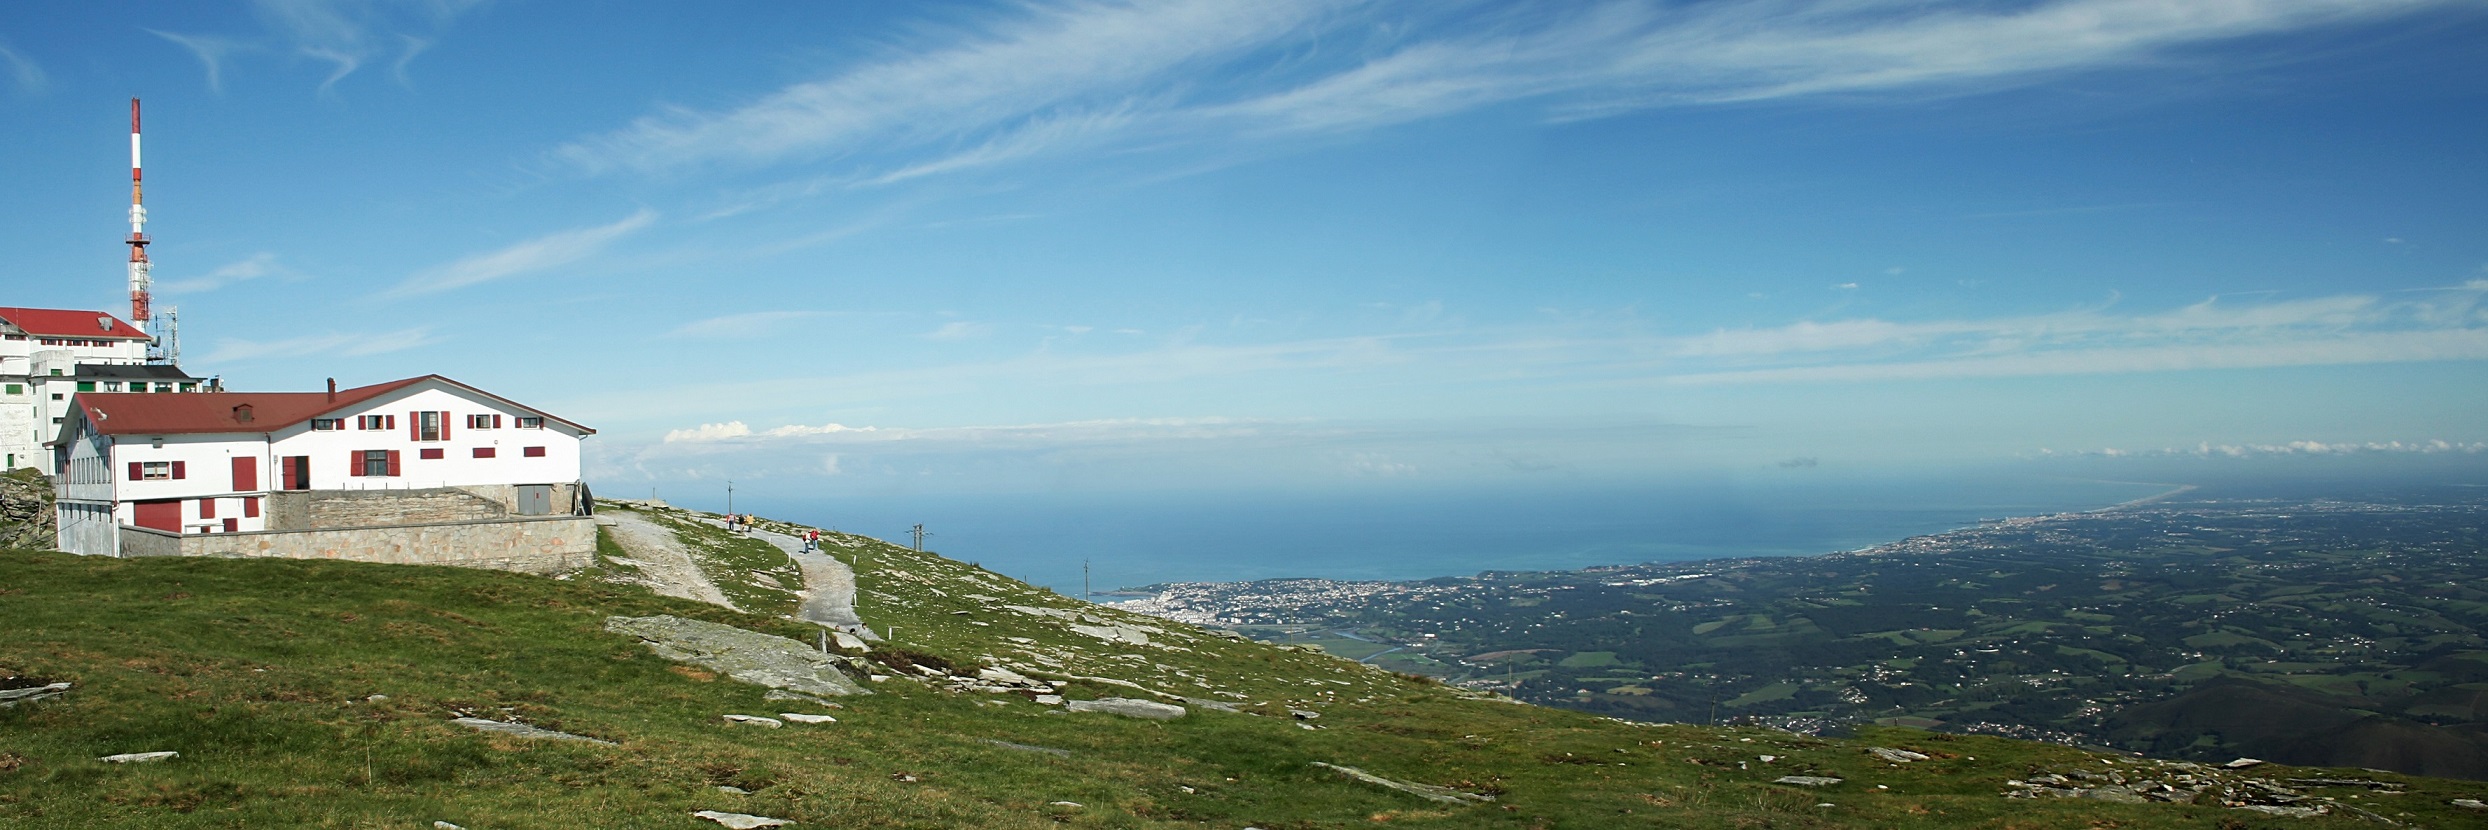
[516, 485, 552, 516]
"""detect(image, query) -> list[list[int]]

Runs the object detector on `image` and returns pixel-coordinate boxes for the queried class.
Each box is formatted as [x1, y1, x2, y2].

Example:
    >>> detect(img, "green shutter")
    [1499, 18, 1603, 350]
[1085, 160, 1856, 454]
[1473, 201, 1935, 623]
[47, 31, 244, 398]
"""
[76, 382, 95, 392]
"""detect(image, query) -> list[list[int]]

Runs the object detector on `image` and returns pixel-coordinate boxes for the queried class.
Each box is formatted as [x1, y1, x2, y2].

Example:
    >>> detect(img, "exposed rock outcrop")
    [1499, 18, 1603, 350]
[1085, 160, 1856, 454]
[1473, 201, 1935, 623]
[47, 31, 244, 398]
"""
[606, 614, 871, 697]
[0, 469, 56, 551]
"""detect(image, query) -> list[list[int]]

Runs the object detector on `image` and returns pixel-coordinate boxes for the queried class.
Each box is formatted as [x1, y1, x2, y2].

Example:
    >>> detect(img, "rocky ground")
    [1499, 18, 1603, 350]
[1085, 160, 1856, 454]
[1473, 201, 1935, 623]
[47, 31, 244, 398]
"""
[0, 469, 53, 551]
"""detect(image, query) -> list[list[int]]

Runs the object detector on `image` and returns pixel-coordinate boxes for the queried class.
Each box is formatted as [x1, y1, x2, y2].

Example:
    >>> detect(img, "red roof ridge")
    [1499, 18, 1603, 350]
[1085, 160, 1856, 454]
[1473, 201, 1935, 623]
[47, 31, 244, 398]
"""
[71, 375, 593, 437]
[0, 306, 150, 340]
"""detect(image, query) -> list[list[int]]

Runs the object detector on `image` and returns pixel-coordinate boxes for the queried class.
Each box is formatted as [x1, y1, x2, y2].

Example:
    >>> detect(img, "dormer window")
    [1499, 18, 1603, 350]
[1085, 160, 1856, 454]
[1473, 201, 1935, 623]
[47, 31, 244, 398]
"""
[233, 404, 255, 424]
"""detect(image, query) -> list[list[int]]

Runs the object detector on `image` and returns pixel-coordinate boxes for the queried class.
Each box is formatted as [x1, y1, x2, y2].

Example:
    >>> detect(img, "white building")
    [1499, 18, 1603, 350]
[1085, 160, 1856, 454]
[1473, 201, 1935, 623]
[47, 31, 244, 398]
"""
[0, 306, 208, 473]
[52, 374, 594, 557]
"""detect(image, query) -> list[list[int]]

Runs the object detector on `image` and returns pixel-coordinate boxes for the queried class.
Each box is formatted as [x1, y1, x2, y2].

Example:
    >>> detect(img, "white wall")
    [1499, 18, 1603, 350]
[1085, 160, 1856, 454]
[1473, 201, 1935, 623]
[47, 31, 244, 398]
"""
[267, 383, 585, 491]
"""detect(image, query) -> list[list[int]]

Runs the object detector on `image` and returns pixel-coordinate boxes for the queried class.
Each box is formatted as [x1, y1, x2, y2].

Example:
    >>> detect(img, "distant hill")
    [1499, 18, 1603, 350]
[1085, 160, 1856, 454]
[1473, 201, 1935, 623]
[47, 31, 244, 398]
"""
[8, 501, 2486, 826]
[2110, 678, 2488, 780]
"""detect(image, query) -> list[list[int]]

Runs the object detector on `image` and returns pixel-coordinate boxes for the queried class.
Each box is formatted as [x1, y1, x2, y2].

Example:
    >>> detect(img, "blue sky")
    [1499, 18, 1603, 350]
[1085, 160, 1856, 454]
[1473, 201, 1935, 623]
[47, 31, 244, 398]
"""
[5, 0, 2488, 502]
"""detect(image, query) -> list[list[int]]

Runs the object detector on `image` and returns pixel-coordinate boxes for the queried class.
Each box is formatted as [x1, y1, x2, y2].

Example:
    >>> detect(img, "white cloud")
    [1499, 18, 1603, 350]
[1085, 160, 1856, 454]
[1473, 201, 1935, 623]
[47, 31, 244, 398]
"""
[668, 311, 827, 339]
[198, 326, 436, 363]
[389, 210, 656, 297]
[556, 0, 2465, 189]
[922, 321, 989, 341]
[0, 38, 43, 94]
[663, 421, 754, 443]
[148, 30, 249, 94]
[2056, 438, 2488, 459]
[159, 252, 291, 294]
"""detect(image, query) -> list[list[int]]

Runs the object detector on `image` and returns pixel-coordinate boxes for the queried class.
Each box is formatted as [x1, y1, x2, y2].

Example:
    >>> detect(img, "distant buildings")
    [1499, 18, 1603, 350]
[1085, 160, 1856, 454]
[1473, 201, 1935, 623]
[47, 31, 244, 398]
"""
[0, 306, 209, 473]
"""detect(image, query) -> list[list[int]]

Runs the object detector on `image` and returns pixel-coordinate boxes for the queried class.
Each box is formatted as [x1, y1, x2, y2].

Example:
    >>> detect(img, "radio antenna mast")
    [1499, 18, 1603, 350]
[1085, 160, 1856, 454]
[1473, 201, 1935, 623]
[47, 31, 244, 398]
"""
[127, 98, 153, 334]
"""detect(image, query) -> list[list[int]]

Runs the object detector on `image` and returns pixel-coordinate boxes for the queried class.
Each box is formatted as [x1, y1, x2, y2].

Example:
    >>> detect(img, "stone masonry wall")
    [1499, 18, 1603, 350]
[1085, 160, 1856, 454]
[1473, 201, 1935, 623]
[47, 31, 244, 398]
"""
[263, 483, 584, 531]
[117, 515, 593, 574]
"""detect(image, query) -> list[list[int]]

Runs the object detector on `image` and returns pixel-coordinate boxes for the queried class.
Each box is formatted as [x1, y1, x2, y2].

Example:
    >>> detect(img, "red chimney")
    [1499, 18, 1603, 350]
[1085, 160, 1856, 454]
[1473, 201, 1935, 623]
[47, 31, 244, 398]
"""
[327, 377, 337, 402]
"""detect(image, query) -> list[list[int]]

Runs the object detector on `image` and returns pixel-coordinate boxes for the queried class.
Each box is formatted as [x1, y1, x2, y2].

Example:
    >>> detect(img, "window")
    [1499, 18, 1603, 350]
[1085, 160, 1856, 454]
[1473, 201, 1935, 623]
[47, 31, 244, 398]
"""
[49, 368, 62, 375]
[358, 414, 395, 431]
[179, 383, 196, 392]
[516, 416, 544, 429]
[103, 382, 122, 392]
[356, 450, 399, 477]
[3, 384, 18, 395]
[472, 447, 497, 459]
[311, 418, 344, 431]
[419, 448, 445, 460]
[467, 413, 499, 430]
[50, 393, 63, 401]
[155, 384, 172, 393]
[416, 411, 447, 441]
[137, 461, 180, 480]
[77, 382, 95, 392]
[523, 446, 547, 458]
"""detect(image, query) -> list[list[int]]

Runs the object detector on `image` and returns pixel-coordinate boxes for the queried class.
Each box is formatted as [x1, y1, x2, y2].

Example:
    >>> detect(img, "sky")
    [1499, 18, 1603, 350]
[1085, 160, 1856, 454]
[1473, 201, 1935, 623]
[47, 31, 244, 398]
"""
[5, 0, 2488, 508]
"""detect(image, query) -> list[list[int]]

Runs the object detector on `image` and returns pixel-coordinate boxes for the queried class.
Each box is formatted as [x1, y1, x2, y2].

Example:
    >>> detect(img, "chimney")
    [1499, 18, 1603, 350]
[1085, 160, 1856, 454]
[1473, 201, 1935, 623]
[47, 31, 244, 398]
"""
[327, 377, 337, 402]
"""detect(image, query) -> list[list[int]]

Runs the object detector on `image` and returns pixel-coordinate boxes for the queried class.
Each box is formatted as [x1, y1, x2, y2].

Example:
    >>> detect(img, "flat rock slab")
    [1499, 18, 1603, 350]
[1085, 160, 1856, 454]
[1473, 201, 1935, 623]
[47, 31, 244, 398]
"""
[980, 738, 1071, 758]
[780, 713, 837, 724]
[452, 717, 617, 745]
[723, 714, 784, 728]
[99, 751, 178, 764]
[0, 682, 72, 707]
[1312, 762, 1493, 804]
[606, 615, 869, 698]
[1065, 697, 1185, 720]
[1867, 747, 1929, 763]
[693, 810, 792, 829]
[1774, 776, 1844, 787]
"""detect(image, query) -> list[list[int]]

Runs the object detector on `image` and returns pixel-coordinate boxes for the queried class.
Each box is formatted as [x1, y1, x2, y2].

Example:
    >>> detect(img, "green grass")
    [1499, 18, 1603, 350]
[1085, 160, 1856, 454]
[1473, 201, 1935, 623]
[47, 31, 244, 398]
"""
[6, 510, 2488, 828]
[1555, 651, 1619, 668]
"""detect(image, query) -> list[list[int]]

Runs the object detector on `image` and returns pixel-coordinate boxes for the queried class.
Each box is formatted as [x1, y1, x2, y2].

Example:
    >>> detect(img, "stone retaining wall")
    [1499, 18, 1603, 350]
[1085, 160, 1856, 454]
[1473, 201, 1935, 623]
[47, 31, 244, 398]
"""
[117, 515, 593, 574]
[264, 483, 585, 530]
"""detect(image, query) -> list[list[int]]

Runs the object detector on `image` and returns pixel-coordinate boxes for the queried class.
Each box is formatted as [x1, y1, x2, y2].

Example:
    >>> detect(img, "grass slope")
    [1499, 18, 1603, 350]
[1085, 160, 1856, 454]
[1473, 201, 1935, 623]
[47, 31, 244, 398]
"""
[0, 515, 2482, 827]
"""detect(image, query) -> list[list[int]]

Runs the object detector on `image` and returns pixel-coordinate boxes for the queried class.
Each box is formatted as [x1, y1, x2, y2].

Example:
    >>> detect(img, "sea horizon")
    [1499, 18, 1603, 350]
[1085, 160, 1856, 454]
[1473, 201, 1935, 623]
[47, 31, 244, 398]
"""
[721, 471, 2182, 596]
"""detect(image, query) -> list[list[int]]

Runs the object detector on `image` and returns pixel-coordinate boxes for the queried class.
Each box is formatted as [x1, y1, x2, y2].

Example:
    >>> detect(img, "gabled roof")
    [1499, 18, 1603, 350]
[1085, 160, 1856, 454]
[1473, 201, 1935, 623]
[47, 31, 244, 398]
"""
[0, 307, 150, 341]
[70, 375, 595, 437]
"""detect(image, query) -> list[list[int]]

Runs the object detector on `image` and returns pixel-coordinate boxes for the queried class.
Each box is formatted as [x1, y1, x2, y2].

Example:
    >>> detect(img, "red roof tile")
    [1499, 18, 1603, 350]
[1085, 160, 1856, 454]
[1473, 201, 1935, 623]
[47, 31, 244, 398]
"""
[72, 375, 595, 437]
[0, 307, 149, 340]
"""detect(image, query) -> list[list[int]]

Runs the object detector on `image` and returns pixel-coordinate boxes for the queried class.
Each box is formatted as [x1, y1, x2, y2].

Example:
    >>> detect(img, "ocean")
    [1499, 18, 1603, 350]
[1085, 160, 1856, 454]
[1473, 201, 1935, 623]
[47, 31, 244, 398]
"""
[725, 471, 2174, 595]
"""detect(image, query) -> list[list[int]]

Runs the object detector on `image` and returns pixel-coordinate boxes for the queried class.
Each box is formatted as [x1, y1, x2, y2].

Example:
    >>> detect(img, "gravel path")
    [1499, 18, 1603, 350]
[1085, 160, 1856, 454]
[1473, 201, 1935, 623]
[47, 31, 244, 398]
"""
[600, 511, 737, 610]
[710, 519, 878, 641]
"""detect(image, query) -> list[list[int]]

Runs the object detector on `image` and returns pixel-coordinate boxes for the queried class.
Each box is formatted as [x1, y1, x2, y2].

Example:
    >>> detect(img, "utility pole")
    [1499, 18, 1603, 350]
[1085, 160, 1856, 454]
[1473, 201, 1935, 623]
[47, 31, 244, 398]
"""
[1083, 559, 1092, 604]
[909, 523, 926, 551]
[725, 480, 734, 517]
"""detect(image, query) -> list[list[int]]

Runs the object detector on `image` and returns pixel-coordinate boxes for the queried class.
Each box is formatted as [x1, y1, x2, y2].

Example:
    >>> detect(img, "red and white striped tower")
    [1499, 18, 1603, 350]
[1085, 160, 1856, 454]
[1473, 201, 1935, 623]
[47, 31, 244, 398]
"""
[127, 97, 152, 332]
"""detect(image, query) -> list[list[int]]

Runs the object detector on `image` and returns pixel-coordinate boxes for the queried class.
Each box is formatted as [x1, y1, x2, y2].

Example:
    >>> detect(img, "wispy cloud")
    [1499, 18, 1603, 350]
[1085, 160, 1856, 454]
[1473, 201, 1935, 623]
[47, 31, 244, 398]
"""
[667, 311, 828, 339]
[2048, 439, 2488, 459]
[147, 0, 485, 95]
[148, 30, 249, 94]
[921, 321, 990, 341]
[389, 210, 656, 297]
[199, 326, 437, 363]
[0, 37, 44, 95]
[556, 0, 2464, 188]
[158, 252, 293, 294]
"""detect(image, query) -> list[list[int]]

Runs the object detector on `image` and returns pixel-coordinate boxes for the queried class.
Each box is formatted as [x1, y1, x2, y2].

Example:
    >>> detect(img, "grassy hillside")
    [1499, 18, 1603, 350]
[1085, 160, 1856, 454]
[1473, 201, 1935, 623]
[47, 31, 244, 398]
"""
[4, 512, 2487, 827]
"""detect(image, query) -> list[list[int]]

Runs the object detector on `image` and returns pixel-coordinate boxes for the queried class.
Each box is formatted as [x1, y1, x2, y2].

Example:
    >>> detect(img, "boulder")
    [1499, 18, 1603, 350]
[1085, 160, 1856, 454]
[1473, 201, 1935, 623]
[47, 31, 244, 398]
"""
[606, 615, 869, 698]
[1065, 697, 1186, 720]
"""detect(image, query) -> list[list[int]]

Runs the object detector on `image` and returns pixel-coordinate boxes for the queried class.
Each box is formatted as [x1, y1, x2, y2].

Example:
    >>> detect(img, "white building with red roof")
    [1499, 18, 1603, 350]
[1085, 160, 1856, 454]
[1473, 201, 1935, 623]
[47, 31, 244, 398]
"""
[51, 375, 594, 566]
[1, 306, 209, 473]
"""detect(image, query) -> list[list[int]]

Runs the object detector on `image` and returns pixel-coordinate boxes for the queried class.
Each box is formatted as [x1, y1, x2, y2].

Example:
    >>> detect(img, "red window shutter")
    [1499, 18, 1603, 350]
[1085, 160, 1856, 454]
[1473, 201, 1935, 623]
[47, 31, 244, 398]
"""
[199, 497, 215, 519]
[243, 497, 260, 518]
[440, 412, 451, 440]
[409, 413, 419, 440]
[386, 450, 401, 477]
[523, 446, 546, 458]
[493, 414, 503, 428]
[128, 461, 141, 480]
[386, 414, 396, 430]
[281, 457, 300, 490]
[171, 460, 186, 479]
[473, 447, 496, 459]
[420, 448, 444, 460]
[231, 456, 256, 491]
[222, 518, 238, 533]
[348, 451, 362, 477]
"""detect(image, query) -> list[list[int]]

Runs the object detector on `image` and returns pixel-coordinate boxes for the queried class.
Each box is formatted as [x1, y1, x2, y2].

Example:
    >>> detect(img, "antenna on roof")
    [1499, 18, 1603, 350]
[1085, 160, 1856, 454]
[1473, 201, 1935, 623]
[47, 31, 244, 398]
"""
[149, 306, 178, 365]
